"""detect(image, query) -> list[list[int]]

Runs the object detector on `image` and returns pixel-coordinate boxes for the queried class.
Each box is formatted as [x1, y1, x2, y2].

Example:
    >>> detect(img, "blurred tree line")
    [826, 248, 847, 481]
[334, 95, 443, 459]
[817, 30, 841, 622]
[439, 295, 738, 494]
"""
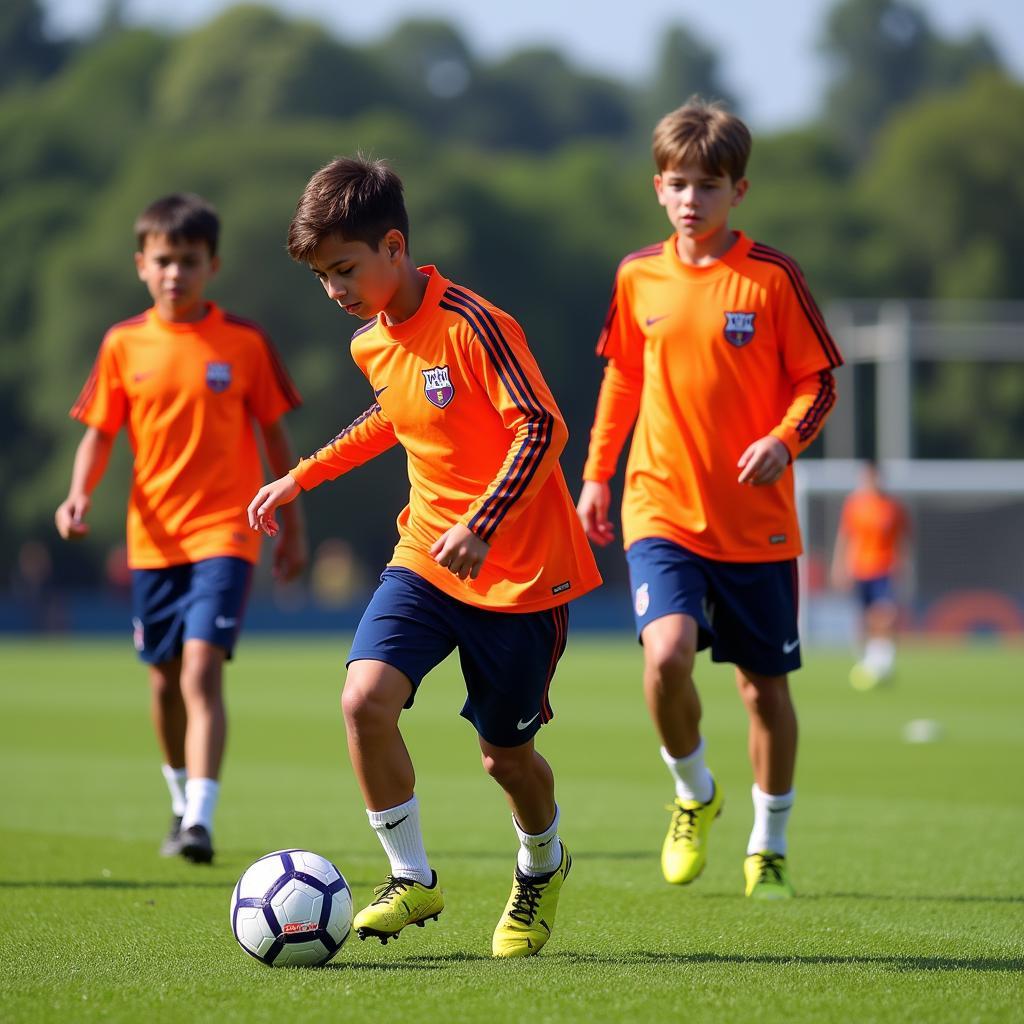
[2, 0, 1022, 590]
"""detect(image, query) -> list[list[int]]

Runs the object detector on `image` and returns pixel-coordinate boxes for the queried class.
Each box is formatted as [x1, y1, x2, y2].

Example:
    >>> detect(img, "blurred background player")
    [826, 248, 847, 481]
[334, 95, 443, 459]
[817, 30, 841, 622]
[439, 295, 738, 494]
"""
[831, 460, 911, 689]
[577, 99, 842, 900]
[249, 156, 600, 958]
[55, 193, 305, 863]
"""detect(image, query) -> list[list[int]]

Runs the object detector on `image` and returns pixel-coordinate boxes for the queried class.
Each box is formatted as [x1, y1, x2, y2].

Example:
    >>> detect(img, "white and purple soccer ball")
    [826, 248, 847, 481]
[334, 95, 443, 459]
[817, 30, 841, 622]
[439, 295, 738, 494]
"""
[230, 849, 352, 967]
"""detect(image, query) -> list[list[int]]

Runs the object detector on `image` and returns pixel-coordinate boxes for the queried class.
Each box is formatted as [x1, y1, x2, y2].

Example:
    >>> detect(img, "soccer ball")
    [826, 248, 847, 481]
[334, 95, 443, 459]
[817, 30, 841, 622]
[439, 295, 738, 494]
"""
[230, 849, 353, 967]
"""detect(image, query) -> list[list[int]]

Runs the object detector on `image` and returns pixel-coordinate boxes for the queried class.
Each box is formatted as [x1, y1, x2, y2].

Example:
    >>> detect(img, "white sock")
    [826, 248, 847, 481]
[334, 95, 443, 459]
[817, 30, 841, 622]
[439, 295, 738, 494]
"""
[747, 784, 794, 856]
[661, 740, 714, 804]
[367, 795, 432, 886]
[514, 805, 562, 877]
[181, 777, 219, 832]
[161, 764, 187, 817]
[865, 637, 895, 677]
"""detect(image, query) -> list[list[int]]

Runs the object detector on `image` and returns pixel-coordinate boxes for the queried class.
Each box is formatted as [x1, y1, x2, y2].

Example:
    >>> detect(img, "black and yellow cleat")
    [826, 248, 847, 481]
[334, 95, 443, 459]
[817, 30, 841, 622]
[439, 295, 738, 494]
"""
[744, 851, 795, 900]
[661, 778, 723, 884]
[353, 872, 444, 944]
[492, 844, 572, 958]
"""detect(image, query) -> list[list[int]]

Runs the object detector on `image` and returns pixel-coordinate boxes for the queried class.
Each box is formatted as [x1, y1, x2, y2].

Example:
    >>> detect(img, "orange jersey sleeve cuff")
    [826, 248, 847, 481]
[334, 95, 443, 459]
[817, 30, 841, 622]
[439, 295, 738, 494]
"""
[770, 370, 837, 459]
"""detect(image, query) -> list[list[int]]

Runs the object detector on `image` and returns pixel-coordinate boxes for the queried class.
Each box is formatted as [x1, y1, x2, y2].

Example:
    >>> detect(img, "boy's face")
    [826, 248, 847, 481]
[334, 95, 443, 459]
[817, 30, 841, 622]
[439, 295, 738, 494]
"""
[135, 233, 218, 322]
[654, 161, 748, 243]
[308, 230, 404, 320]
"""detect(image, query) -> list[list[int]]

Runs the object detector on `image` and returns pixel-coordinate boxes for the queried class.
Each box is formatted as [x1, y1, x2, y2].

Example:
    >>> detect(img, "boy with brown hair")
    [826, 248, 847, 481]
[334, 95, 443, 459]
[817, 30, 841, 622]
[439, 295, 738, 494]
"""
[577, 99, 843, 898]
[56, 193, 306, 864]
[248, 156, 601, 956]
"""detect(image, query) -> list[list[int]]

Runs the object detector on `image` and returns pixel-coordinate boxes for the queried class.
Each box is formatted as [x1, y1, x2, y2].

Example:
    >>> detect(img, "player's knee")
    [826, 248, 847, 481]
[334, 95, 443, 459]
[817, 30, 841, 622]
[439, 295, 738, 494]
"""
[480, 749, 528, 790]
[644, 639, 696, 685]
[341, 676, 394, 734]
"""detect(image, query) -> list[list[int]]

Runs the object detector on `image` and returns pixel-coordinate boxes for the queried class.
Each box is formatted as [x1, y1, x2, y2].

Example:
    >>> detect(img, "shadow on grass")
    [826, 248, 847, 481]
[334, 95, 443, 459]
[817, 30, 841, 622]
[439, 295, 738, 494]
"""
[545, 951, 1024, 973]
[0, 879, 228, 890]
[688, 891, 1024, 905]
[326, 950, 1023, 974]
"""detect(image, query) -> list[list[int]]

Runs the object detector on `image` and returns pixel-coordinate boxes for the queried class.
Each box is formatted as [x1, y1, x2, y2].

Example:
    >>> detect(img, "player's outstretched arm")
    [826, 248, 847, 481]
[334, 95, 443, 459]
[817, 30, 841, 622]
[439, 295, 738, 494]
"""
[247, 475, 301, 539]
[576, 480, 616, 547]
[430, 524, 490, 581]
[55, 427, 115, 541]
[259, 419, 308, 581]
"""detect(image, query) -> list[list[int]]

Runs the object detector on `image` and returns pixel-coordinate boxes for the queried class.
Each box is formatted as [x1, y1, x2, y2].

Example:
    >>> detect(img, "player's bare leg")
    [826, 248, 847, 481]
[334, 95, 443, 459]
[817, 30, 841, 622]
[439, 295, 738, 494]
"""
[641, 613, 702, 756]
[343, 660, 442, 942]
[149, 658, 187, 856]
[641, 613, 722, 883]
[736, 666, 797, 898]
[176, 638, 227, 862]
[482, 737, 570, 957]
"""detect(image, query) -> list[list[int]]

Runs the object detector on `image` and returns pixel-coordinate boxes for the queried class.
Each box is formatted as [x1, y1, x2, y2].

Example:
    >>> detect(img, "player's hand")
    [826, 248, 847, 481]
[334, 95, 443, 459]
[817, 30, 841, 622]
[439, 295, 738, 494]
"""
[273, 522, 308, 582]
[248, 475, 300, 538]
[737, 436, 790, 486]
[429, 524, 489, 580]
[576, 480, 615, 547]
[55, 494, 91, 541]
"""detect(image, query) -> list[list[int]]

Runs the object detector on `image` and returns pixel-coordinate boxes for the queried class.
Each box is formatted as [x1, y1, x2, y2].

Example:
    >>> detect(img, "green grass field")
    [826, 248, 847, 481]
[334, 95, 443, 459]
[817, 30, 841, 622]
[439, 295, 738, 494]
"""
[2, 636, 1021, 1023]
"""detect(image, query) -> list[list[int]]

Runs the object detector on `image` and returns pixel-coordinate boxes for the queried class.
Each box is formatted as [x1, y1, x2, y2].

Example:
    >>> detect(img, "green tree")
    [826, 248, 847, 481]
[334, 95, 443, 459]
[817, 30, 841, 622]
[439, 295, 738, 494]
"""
[0, 0, 67, 87]
[820, 0, 1001, 158]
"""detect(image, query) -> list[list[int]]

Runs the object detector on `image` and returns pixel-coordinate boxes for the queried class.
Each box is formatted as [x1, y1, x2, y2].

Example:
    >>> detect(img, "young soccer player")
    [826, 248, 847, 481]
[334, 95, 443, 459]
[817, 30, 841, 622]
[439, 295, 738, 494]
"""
[56, 193, 305, 864]
[248, 156, 601, 957]
[577, 99, 843, 899]
[831, 460, 910, 689]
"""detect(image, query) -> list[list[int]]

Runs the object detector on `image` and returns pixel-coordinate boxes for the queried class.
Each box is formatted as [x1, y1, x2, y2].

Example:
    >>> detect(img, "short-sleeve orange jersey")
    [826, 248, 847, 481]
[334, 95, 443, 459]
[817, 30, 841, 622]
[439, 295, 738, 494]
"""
[839, 491, 909, 580]
[71, 303, 301, 569]
[583, 231, 843, 562]
[290, 266, 602, 612]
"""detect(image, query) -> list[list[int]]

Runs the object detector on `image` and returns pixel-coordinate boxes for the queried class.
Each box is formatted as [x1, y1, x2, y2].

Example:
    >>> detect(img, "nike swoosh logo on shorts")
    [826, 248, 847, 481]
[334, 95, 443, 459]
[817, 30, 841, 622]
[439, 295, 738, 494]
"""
[384, 815, 409, 830]
[214, 616, 237, 629]
[783, 638, 800, 654]
[517, 712, 541, 730]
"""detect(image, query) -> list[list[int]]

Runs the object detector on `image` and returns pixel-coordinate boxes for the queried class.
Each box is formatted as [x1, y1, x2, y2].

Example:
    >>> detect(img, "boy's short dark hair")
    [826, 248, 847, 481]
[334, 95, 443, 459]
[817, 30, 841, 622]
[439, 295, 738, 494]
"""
[652, 97, 752, 182]
[134, 193, 220, 256]
[286, 155, 410, 264]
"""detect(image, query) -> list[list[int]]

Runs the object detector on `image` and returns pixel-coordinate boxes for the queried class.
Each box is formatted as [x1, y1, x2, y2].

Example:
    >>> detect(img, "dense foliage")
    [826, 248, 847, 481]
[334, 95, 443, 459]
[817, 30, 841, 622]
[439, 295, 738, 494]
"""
[2, 0, 1021, 586]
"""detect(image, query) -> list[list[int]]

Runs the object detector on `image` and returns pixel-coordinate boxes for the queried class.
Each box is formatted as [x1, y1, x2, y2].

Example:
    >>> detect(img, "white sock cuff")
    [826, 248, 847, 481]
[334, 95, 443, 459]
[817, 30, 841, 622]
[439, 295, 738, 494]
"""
[513, 804, 560, 845]
[752, 784, 795, 810]
[660, 739, 705, 769]
[367, 795, 418, 828]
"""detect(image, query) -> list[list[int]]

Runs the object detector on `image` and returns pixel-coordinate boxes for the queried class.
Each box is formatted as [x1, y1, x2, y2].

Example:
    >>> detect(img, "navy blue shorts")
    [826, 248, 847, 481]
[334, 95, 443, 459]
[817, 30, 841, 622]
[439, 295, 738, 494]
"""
[625, 537, 801, 677]
[855, 575, 895, 609]
[348, 568, 569, 748]
[130, 556, 254, 665]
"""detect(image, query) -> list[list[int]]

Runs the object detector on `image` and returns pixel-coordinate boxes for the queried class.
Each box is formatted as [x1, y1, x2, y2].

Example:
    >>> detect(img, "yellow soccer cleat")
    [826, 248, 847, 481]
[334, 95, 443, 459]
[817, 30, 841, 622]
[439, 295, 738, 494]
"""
[492, 844, 572, 958]
[661, 779, 724, 885]
[744, 851, 795, 900]
[849, 662, 881, 691]
[353, 871, 444, 944]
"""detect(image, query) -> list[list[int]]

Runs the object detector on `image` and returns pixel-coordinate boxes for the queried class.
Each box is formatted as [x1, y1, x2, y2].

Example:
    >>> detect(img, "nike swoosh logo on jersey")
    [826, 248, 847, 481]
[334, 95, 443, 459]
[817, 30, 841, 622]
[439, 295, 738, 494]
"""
[374, 385, 388, 398]
[384, 815, 409, 830]
[783, 638, 800, 653]
[645, 314, 670, 326]
[133, 371, 156, 382]
[517, 712, 541, 730]
[214, 616, 237, 629]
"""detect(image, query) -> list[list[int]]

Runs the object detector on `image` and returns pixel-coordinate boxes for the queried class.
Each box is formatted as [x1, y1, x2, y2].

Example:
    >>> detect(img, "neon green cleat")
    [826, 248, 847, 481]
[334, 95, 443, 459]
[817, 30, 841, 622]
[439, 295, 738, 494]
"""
[661, 779, 723, 885]
[744, 851, 795, 899]
[492, 844, 572, 958]
[353, 871, 444, 944]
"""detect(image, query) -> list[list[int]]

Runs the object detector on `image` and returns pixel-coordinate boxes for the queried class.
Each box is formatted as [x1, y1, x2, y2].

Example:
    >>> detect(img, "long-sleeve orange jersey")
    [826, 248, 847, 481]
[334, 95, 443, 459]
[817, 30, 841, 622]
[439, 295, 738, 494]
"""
[583, 232, 843, 562]
[290, 266, 602, 612]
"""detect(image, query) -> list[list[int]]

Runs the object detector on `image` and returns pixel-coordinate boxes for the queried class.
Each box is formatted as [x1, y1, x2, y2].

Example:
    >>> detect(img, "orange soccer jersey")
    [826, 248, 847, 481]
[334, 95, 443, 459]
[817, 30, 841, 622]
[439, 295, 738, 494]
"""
[72, 303, 301, 568]
[290, 266, 601, 612]
[583, 231, 843, 561]
[839, 491, 909, 580]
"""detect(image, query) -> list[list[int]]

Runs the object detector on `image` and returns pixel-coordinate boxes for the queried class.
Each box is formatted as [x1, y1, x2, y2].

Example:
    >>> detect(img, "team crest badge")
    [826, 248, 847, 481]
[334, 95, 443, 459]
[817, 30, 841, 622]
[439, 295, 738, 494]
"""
[635, 582, 650, 617]
[206, 361, 232, 392]
[723, 312, 756, 347]
[422, 365, 455, 409]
